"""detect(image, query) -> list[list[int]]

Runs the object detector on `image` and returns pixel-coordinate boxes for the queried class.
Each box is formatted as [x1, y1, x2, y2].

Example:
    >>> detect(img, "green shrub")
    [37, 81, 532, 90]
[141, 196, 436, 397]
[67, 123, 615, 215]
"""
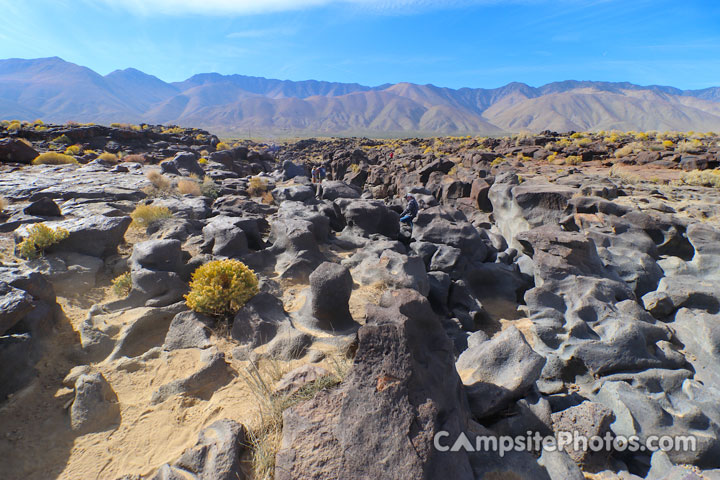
[185, 259, 259, 316]
[112, 272, 132, 297]
[201, 176, 220, 199]
[130, 204, 172, 228]
[17, 223, 70, 259]
[32, 152, 79, 165]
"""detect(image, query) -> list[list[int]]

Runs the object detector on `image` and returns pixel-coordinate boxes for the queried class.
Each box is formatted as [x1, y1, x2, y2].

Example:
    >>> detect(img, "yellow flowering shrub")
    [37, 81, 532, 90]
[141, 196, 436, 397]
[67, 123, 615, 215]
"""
[185, 259, 259, 316]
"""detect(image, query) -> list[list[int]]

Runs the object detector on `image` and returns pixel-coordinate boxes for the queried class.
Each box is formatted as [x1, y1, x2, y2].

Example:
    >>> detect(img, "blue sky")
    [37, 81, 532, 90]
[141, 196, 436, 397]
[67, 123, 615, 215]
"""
[0, 0, 719, 89]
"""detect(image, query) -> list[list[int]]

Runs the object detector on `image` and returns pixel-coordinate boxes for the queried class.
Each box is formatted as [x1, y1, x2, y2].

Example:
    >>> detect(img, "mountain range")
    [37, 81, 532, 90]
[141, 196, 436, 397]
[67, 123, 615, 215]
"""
[2, 57, 720, 137]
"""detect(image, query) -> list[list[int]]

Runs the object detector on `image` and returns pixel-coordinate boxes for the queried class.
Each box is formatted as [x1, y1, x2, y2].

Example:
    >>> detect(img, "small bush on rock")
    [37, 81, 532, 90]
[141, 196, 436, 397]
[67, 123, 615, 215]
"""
[216, 142, 230, 151]
[112, 272, 132, 297]
[64, 144, 82, 155]
[17, 223, 70, 259]
[185, 259, 259, 317]
[201, 176, 220, 199]
[52, 134, 72, 145]
[145, 170, 172, 195]
[247, 177, 268, 196]
[32, 152, 79, 165]
[97, 152, 119, 164]
[130, 204, 172, 228]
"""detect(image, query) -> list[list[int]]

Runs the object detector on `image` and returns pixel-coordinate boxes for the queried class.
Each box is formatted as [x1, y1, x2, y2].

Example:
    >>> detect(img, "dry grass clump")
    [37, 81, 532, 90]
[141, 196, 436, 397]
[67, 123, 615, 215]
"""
[32, 152, 78, 165]
[261, 191, 274, 205]
[144, 170, 172, 195]
[97, 152, 119, 164]
[242, 356, 351, 479]
[130, 204, 172, 228]
[185, 259, 259, 316]
[565, 155, 582, 165]
[0, 197, 8, 212]
[247, 177, 268, 197]
[216, 142, 230, 151]
[123, 154, 146, 163]
[177, 179, 202, 196]
[681, 169, 720, 188]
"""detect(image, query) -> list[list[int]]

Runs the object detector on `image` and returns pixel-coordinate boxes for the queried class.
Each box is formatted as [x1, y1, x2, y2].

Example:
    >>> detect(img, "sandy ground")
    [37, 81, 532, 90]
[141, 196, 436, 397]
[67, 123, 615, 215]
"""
[0, 265, 350, 480]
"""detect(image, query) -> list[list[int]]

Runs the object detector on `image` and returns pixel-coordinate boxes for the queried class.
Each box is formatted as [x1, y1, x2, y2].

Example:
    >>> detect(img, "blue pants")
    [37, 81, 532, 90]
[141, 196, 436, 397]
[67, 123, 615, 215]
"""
[400, 215, 414, 228]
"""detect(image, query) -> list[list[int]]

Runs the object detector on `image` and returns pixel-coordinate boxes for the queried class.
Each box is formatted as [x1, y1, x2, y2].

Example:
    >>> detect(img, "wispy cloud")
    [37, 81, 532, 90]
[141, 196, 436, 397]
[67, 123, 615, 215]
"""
[226, 28, 297, 39]
[89, 0, 564, 16]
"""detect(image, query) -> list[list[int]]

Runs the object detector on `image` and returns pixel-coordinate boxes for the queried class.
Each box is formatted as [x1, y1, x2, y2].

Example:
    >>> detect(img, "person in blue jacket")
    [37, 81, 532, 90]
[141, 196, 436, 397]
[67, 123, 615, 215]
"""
[399, 194, 419, 228]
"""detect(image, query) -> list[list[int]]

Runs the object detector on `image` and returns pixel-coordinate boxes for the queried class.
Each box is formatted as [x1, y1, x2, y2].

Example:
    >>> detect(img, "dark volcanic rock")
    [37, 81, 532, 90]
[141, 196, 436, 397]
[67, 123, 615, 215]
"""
[456, 326, 545, 418]
[0, 138, 38, 164]
[275, 289, 474, 479]
[23, 197, 62, 217]
[151, 419, 247, 480]
[297, 262, 357, 333]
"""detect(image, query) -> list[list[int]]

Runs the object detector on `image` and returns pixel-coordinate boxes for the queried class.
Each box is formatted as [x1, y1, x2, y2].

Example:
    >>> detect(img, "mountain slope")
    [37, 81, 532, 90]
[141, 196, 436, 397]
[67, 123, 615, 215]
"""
[2, 57, 720, 135]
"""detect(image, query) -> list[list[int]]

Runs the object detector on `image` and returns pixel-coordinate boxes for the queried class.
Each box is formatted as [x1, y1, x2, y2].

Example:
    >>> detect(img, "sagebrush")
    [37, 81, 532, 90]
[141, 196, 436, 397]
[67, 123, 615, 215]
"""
[17, 223, 70, 259]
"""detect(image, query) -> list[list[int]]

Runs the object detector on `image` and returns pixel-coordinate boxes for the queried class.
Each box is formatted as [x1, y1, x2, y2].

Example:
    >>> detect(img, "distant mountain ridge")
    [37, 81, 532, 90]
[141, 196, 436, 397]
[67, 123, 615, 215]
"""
[2, 56, 720, 136]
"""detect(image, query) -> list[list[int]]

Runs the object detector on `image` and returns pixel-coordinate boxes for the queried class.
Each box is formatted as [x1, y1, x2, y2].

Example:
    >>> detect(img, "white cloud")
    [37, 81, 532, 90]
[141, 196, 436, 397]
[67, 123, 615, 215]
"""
[90, 0, 528, 16]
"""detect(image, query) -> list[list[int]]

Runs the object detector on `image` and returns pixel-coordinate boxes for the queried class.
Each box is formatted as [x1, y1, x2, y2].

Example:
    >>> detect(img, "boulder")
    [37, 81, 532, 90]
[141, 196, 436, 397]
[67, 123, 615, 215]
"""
[23, 197, 62, 217]
[411, 206, 487, 258]
[282, 160, 307, 180]
[152, 420, 247, 480]
[131, 239, 184, 273]
[163, 311, 213, 351]
[352, 249, 429, 296]
[320, 180, 361, 201]
[551, 401, 615, 468]
[456, 326, 545, 418]
[275, 289, 474, 479]
[0, 138, 38, 164]
[70, 372, 120, 433]
[232, 292, 290, 347]
[0, 281, 34, 335]
[151, 349, 230, 404]
[15, 215, 132, 258]
[201, 217, 248, 257]
[163, 152, 204, 177]
[297, 262, 357, 333]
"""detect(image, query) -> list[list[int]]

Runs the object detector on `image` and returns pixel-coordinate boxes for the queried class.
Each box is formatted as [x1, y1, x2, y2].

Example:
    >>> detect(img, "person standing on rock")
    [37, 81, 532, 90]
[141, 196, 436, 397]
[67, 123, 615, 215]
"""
[400, 194, 419, 228]
[311, 165, 319, 183]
